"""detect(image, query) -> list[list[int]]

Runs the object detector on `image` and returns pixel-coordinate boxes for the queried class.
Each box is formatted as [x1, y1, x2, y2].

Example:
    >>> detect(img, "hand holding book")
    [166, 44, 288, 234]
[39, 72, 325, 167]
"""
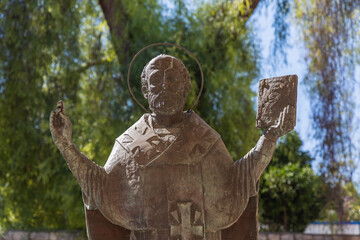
[256, 75, 298, 140]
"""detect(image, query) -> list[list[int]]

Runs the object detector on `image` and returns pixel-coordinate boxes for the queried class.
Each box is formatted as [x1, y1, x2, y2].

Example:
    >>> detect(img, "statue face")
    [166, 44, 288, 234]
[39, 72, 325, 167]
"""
[144, 56, 187, 115]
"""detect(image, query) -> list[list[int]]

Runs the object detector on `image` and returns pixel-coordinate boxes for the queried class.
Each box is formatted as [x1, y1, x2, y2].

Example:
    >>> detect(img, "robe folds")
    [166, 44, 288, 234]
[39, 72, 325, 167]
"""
[80, 111, 275, 240]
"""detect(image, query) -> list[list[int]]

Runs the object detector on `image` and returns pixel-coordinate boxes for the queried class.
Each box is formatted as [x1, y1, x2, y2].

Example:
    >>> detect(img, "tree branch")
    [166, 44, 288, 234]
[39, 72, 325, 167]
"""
[98, 0, 129, 65]
[241, 0, 261, 20]
[76, 60, 108, 73]
[98, 0, 262, 65]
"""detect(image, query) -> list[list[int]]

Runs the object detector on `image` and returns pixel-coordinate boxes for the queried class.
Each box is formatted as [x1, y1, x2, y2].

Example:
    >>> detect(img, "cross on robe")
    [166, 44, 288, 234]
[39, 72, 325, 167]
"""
[170, 202, 203, 240]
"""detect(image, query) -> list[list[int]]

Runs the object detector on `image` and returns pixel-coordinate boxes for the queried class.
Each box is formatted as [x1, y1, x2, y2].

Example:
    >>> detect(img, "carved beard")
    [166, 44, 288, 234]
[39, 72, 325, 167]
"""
[148, 91, 185, 115]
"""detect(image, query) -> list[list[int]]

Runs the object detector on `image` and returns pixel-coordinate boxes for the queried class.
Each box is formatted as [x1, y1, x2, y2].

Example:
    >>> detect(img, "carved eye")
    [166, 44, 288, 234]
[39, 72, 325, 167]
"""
[150, 76, 161, 85]
[168, 76, 177, 83]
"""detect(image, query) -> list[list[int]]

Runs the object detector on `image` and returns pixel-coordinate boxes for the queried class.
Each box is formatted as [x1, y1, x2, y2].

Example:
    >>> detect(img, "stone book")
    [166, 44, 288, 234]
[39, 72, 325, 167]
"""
[256, 75, 298, 129]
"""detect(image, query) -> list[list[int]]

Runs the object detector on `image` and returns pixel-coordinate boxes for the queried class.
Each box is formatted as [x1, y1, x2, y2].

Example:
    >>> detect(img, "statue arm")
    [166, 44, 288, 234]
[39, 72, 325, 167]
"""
[234, 106, 294, 195]
[59, 142, 107, 209]
[50, 101, 107, 209]
[245, 134, 277, 181]
[231, 135, 276, 199]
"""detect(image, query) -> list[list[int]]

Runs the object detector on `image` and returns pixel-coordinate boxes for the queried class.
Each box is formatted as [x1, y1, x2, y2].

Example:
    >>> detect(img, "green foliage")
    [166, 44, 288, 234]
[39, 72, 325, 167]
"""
[294, 0, 360, 221]
[342, 183, 360, 221]
[318, 182, 360, 222]
[165, 1, 261, 158]
[0, 0, 85, 230]
[259, 131, 326, 232]
[0, 0, 260, 230]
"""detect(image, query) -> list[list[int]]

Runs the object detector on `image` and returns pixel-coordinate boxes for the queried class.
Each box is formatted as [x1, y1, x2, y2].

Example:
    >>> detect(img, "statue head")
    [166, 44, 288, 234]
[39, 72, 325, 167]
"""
[141, 54, 191, 115]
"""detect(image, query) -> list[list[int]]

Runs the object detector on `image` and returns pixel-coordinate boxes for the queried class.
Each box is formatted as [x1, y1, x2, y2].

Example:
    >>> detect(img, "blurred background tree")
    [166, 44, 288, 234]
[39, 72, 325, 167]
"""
[0, 0, 359, 233]
[293, 0, 360, 223]
[0, 0, 260, 230]
[259, 131, 326, 232]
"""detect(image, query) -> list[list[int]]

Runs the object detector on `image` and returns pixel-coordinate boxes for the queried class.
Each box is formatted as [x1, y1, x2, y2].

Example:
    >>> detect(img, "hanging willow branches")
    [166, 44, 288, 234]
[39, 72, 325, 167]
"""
[294, 0, 360, 220]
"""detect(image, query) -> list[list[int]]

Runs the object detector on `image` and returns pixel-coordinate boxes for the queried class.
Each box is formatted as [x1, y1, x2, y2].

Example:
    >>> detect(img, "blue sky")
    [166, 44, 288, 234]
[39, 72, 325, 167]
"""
[250, 3, 314, 153]
[249, 1, 360, 187]
[161, 0, 360, 188]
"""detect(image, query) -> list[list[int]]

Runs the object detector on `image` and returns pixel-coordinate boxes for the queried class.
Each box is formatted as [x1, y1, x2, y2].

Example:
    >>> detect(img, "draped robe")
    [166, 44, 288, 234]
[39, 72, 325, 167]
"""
[74, 111, 276, 240]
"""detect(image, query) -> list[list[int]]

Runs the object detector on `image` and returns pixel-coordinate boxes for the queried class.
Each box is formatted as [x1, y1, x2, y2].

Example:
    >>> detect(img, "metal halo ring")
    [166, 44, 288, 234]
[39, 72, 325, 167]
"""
[127, 42, 204, 113]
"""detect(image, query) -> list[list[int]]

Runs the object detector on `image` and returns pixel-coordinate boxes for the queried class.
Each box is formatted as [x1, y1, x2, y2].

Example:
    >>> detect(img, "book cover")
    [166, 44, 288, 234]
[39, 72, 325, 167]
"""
[256, 75, 298, 130]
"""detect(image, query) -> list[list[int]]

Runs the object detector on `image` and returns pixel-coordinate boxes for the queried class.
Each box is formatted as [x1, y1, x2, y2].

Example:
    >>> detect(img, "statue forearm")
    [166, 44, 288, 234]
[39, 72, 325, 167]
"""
[59, 142, 107, 209]
[231, 135, 276, 200]
[252, 135, 277, 180]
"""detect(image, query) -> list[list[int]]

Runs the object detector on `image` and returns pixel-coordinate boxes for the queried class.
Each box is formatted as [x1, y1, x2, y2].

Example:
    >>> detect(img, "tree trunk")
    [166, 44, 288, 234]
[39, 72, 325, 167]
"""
[98, 0, 129, 65]
[98, 0, 261, 65]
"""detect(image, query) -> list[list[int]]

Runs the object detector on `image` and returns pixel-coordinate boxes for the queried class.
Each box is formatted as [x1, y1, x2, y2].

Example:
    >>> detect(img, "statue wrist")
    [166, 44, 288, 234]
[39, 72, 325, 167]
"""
[57, 138, 74, 152]
[263, 132, 278, 143]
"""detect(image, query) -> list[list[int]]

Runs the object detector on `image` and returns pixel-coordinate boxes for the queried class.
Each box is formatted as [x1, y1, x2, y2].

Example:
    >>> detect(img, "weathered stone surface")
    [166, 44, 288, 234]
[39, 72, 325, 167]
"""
[259, 234, 268, 240]
[4, 231, 360, 240]
[256, 75, 297, 131]
[50, 55, 298, 239]
[29, 233, 49, 240]
[312, 235, 325, 240]
[222, 195, 259, 239]
[268, 233, 281, 240]
[2, 231, 30, 240]
[281, 233, 295, 240]
[294, 233, 305, 240]
[2, 231, 85, 240]
[348, 236, 360, 240]
[304, 235, 318, 240]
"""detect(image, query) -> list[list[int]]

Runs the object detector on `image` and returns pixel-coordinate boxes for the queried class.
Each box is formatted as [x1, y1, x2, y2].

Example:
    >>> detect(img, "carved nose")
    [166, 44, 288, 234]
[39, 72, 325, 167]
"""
[162, 76, 167, 90]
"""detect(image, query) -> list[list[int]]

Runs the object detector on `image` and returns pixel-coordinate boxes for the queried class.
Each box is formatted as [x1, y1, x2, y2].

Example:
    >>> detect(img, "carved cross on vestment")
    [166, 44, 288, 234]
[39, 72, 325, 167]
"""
[170, 202, 203, 239]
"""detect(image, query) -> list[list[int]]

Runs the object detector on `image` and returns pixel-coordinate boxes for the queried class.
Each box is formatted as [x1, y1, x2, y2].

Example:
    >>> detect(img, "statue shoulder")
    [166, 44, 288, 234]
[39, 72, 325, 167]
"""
[115, 114, 150, 147]
[179, 112, 223, 159]
[104, 114, 149, 171]
[187, 112, 221, 140]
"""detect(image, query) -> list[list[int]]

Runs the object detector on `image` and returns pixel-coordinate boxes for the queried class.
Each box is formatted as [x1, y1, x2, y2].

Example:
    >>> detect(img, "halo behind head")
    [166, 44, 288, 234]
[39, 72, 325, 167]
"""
[127, 43, 204, 113]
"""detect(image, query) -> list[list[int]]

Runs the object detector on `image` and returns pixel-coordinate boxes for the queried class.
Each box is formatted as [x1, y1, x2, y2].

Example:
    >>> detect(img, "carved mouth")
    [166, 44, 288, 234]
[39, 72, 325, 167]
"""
[149, 93, 183, 113]
[154, 93, 175, 105]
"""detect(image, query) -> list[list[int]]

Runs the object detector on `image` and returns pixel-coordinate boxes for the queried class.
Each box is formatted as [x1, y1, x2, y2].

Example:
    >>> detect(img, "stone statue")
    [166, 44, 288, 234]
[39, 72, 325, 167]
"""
[50, 54, 296, 240]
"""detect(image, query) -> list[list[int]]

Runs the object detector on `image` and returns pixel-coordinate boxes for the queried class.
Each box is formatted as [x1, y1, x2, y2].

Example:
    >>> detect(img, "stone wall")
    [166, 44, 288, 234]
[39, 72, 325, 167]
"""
[259, 232, 360, 240]
[2, 231, 360, 240]
[1, 231, 85, 240]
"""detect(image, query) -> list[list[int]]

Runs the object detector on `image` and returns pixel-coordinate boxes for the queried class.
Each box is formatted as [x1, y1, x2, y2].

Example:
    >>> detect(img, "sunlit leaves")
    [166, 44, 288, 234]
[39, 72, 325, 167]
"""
[0, 0, 261, 230]
[259, 131, 325, 232]
[166, 1, 261, 158]
[294, 0, 360, 221]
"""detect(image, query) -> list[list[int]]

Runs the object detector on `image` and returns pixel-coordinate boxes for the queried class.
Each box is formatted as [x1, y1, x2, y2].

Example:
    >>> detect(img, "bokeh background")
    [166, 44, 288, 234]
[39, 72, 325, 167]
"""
[0, 0, 359, 234]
